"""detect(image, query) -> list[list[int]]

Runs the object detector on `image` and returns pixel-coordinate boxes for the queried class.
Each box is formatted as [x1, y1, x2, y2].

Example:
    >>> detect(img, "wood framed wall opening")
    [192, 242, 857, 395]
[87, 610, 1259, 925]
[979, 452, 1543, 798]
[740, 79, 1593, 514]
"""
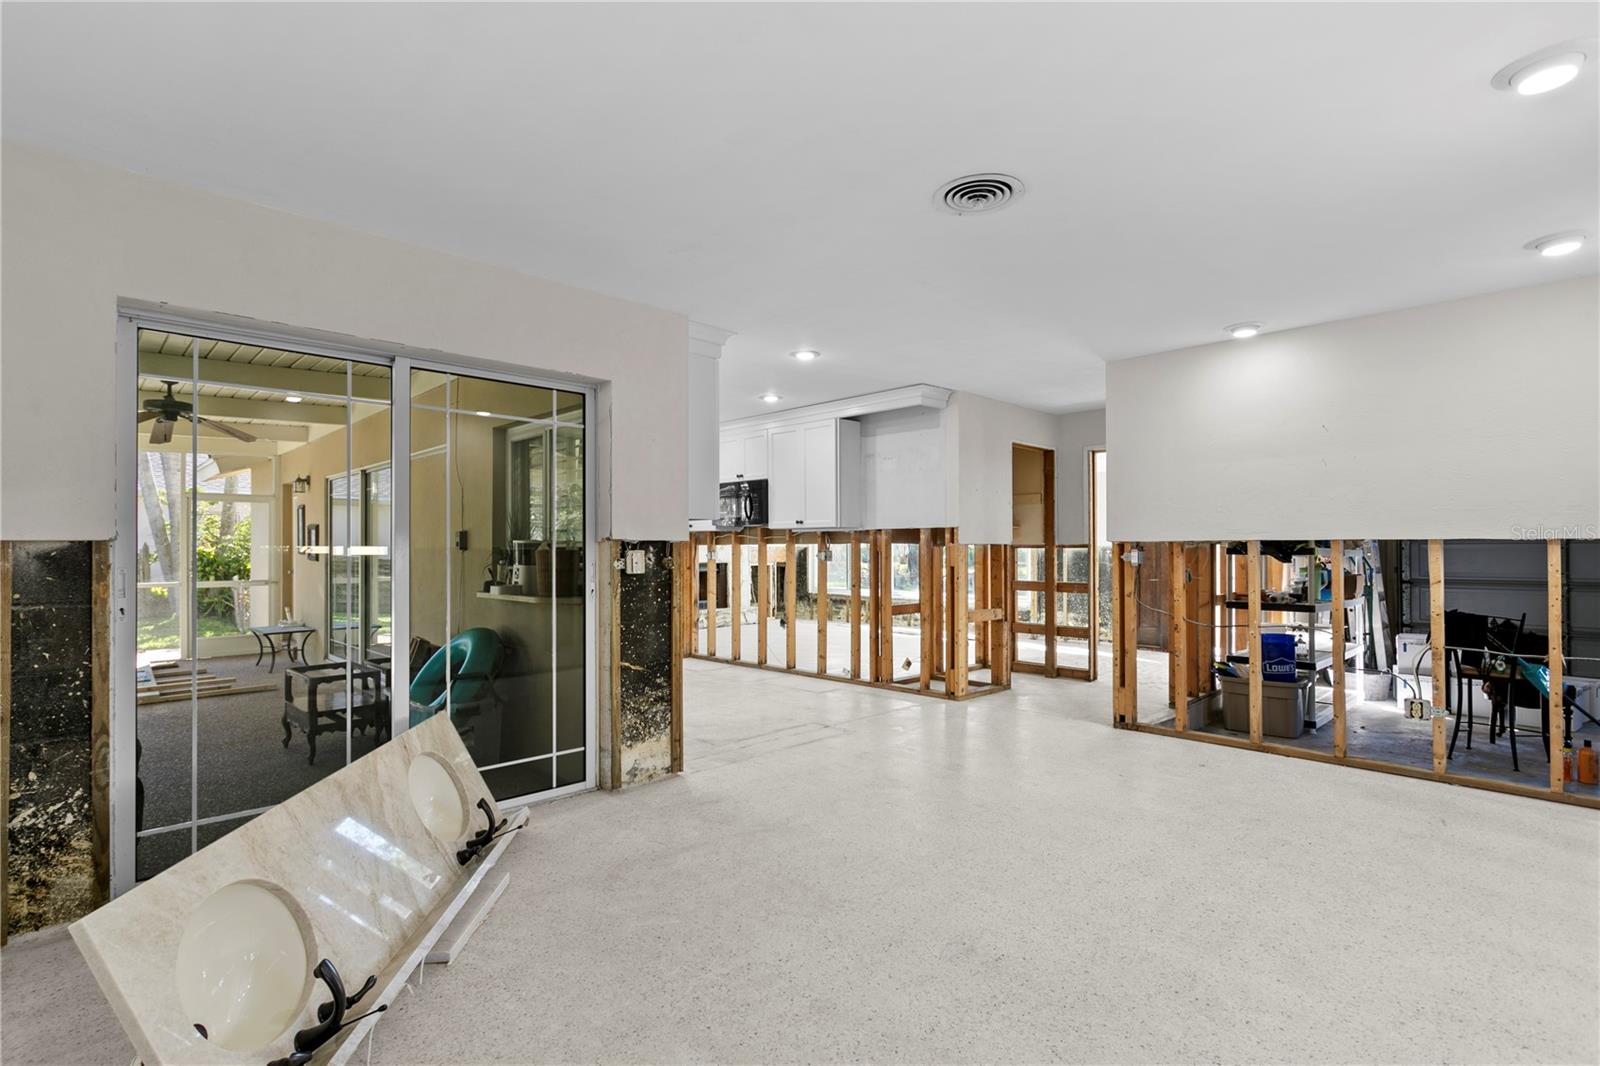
[687, 528, 1008, 701]
[1112, 538, 1598, 809]
[1011, 443, 1097, 681]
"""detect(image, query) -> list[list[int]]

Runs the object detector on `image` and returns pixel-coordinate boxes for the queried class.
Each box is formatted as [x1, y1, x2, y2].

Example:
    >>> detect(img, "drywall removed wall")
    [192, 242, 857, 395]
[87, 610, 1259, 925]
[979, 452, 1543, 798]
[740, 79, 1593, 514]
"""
[1105, 279, 1600, 541]
[857, 407, 947, 528]
[0, 143, 690, 542]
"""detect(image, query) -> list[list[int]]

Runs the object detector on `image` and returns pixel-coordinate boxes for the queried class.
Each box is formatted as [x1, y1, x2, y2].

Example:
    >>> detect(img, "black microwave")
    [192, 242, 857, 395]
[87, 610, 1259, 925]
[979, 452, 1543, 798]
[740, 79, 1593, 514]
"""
[716, 479, 769, 530]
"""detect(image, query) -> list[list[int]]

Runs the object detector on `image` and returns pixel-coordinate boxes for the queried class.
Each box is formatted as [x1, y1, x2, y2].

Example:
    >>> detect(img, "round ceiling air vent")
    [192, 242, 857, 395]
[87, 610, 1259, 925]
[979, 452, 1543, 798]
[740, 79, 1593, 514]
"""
[935, 173, 1025, 215]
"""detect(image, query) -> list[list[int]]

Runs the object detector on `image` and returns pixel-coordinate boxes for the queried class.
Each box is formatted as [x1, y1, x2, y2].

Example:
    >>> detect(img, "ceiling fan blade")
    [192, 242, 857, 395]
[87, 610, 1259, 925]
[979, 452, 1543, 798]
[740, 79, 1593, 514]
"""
[195, 415, 257, 443]
[137, 411, 160, 423]
[149, 417, 174, 445]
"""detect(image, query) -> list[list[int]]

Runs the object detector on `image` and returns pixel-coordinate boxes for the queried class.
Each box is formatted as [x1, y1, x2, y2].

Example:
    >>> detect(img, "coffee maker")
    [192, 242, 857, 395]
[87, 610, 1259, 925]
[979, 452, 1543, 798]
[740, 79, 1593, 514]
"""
[509, 540, 539, 593]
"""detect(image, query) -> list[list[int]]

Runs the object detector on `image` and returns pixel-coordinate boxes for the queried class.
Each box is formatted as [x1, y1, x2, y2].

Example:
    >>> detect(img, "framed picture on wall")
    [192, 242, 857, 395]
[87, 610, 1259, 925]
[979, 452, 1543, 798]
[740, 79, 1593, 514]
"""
[296, 504, 307, 552]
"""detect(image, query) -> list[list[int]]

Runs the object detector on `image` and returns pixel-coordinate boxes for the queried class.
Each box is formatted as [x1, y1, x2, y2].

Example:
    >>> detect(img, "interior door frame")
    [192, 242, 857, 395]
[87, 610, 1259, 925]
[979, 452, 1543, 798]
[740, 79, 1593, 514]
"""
[112, 311, 598, 896]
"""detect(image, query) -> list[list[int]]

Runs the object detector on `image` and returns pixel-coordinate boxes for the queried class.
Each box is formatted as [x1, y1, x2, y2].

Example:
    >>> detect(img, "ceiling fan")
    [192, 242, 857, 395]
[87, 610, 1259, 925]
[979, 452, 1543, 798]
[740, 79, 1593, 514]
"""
[139, 380, 258, 445]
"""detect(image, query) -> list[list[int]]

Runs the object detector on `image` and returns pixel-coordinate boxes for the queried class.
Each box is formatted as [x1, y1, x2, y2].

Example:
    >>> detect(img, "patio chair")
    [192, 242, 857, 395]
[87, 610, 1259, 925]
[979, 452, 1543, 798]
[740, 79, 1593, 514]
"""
[407, 628, 507, 736]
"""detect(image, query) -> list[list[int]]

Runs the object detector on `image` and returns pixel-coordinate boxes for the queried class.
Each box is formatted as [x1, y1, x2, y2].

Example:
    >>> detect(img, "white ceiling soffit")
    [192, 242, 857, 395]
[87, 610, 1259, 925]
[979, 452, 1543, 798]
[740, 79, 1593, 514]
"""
[4, 3, 1596, 419]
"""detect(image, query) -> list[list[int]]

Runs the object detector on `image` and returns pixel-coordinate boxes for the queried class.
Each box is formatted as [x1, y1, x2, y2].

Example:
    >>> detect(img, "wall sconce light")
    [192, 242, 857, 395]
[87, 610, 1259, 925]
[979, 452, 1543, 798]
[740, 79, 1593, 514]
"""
[292, 475, 311, 494]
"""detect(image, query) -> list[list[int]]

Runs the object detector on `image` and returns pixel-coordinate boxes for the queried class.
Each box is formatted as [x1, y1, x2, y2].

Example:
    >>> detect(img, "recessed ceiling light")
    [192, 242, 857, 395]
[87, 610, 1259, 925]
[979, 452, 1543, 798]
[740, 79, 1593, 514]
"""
[284, 394, 303, 404]
[1225, 322, 1263, 339]
[1492, 40, 1595, 95]
[790, 349, 820, 362]
[760, 392, 782, 404]
[1525, 231, 1589, 257]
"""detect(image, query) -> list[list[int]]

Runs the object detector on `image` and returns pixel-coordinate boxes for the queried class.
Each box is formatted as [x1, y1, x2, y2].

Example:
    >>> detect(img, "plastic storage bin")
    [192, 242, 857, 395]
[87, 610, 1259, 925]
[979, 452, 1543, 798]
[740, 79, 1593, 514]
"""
[1219, 674, 1311, 738]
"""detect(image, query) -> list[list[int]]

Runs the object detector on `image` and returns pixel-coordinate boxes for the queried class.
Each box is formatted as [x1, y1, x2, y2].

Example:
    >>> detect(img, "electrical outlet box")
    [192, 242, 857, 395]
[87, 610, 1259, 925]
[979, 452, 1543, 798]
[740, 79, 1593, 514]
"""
[1405, 697, 1431, 720]
[625, 549, 648, 575]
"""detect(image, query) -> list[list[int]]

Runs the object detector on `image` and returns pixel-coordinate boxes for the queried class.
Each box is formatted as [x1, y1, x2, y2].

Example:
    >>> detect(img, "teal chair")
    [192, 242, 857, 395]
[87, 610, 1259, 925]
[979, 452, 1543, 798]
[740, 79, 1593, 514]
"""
[409, 627, 504, 728]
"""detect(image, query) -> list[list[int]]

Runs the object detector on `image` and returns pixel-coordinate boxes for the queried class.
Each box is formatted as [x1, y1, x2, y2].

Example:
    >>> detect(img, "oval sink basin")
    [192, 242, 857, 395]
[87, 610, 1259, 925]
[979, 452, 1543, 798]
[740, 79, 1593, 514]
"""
[176, 881, 313, 1052]
[408, 752, 468, 843]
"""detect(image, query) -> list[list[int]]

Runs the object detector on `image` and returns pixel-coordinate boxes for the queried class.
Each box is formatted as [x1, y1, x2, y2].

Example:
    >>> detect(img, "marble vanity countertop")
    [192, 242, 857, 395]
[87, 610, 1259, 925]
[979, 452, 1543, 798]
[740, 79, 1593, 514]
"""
[70, 714, 499, 1066]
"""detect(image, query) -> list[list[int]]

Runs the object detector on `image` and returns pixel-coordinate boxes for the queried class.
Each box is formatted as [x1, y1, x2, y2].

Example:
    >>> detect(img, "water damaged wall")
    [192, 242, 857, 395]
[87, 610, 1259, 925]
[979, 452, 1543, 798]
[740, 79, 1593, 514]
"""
[2, 541, 110, 941]
[598, 540, 682, 788]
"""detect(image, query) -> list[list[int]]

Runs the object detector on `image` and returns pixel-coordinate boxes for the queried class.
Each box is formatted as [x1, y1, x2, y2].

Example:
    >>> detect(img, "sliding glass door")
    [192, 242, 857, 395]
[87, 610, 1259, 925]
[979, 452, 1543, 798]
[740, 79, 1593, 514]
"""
[119, 318, 593, 890]
[407, 369, 589, 802]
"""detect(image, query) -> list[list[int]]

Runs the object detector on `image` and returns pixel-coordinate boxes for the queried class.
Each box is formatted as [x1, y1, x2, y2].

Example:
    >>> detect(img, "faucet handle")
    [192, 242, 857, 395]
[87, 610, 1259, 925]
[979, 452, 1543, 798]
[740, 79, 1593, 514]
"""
[316, 972, 376, 1023]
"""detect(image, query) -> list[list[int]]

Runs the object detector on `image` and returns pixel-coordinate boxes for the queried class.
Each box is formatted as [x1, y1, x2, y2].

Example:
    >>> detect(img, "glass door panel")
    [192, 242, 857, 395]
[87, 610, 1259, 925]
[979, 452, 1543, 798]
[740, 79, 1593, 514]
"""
[409, 369, 589, 801]
[133, 328, 393, 880]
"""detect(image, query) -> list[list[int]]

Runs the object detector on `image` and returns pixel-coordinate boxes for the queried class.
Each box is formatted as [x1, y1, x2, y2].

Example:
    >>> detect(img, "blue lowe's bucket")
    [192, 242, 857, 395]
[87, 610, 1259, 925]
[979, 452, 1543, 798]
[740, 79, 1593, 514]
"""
[1260, 633, 1297, 682]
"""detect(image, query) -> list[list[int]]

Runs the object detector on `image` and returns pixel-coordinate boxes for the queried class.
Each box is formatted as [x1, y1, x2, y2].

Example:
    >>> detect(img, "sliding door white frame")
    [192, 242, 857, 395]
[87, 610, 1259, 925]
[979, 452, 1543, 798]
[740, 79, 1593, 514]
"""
[111, 312, 598, 896]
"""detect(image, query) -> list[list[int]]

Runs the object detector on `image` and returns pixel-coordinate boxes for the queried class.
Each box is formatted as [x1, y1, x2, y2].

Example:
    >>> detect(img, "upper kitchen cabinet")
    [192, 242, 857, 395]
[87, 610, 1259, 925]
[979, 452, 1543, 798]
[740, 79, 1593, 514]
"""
[719, 428, 770, 482]
[768, 418, 860, 529]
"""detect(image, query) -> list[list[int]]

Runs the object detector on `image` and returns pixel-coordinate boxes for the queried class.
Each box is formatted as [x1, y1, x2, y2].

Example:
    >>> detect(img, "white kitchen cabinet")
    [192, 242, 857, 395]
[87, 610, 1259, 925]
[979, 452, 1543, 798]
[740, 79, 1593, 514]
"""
[718, 428, 769, 482]
[766, 418, 859, 529]
[768, 426, 803, 524]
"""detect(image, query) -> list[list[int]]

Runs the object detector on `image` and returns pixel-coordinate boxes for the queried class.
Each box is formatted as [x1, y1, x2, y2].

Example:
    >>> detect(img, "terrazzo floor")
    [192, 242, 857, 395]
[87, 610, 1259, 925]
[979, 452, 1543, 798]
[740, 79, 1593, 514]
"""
[2, 654, 1596, 1064]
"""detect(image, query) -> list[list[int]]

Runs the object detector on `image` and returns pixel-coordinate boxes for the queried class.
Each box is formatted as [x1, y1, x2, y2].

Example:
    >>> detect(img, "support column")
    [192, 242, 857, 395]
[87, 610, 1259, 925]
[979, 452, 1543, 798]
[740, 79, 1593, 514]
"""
[1169, 542, 1188, 730]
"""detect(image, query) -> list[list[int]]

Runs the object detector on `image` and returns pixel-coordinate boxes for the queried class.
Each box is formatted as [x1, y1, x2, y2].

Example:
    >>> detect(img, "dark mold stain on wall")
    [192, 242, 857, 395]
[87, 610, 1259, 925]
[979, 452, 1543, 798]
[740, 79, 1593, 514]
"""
[617, 541, 674, 782]
[4, 541, 102, 938]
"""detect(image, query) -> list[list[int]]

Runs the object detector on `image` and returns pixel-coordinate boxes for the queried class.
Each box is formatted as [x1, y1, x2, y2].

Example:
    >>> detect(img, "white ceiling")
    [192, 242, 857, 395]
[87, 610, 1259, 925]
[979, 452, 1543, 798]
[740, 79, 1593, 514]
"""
[4, 3, 1596, 419]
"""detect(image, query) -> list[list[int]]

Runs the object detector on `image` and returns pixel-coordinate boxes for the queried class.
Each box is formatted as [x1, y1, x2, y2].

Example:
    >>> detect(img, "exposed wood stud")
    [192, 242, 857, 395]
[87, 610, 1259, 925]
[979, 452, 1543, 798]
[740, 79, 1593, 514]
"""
[919, 529, 935, 691]
[1111, 541, 1138, 725]
[850, 534, 862, 680]
[704, 534, 717, 659]
[949, 541, 969, 697]
[1247, 539, 1263, 746]
[1170, 542, 1189, 730]
[729, 534, 742, 662]
[1042, 448, 1058, 678]
[785, 530, 798, 670]
[816, 534, 829, 677]
[757, 530, 770, 667]
[1331, 539, 1347, 759]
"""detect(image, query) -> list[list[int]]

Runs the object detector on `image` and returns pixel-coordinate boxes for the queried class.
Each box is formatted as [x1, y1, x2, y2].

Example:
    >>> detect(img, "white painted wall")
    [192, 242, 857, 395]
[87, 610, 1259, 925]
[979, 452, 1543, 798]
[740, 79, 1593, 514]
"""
[685, 324, 729, 522]
[947, 391, 1061, 545]
[0, 143, 691, 541]
[857, 407, 946, 528]
[1105, 279, 1600, 542]
[1055, 408, 1106, 546]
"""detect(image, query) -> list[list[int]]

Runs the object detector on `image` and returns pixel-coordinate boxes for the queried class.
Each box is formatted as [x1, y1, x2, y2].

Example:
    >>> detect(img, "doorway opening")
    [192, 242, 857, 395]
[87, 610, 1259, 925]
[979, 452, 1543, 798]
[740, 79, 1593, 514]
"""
[1010, 443, 1099, 681]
